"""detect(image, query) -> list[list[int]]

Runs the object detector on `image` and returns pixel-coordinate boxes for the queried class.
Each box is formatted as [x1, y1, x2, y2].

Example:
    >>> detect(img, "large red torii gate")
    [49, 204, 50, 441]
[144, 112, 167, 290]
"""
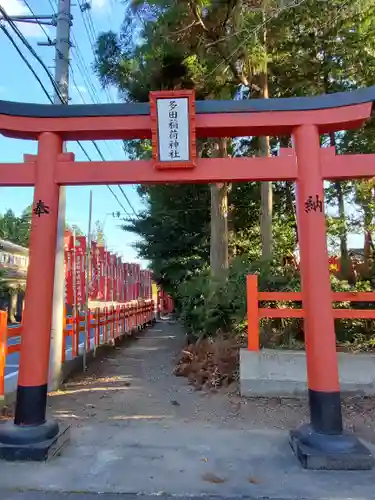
[0, 88, 374, 468]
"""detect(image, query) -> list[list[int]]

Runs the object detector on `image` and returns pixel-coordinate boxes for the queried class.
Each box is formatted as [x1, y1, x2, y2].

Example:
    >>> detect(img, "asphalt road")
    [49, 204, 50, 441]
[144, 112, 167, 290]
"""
[6, 320, 99, 377]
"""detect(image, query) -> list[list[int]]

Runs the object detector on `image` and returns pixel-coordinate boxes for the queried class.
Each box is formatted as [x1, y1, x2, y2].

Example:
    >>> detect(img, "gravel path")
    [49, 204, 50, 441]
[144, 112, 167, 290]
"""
[48, 319, 375, 441]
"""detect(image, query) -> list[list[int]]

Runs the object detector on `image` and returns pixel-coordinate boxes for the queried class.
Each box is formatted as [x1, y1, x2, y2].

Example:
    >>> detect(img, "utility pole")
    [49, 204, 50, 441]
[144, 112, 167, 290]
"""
[48, 0, 72, 391]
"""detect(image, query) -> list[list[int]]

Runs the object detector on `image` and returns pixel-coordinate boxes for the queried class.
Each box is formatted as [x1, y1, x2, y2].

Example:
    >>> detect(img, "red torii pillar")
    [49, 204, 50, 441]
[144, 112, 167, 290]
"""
[290, 125, 360, 467]
[0, 133, 69, 460]
[280, 132, 373, 469]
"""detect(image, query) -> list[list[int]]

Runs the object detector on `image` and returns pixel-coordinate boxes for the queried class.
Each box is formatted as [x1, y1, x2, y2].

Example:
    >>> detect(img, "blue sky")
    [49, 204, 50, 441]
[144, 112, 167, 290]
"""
[0, 0, 146, 263]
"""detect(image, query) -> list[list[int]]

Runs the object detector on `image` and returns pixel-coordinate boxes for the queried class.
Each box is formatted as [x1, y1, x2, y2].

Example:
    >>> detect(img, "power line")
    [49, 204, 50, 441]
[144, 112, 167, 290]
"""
[0, 6, 84, 153]
[106, 186, 131, 217]
[70, 37, 101, 101]
[69, 6, 138, 217]
[3, 3, 139, 220]
[0, 5, 127, 216]
[0, 4, 65, 102]
[76, 0, 114, 104]
[73, 0, 139, 217]
[71, 18, 119, 175]
[118, 185, 139, 218]
[88, 141, 137, 217]
[68, 36, 118, 161]
[70, 64, 87, 102]
[21, 0, 53, 44]
[0, 23, 52, 103]
[47, 0, 57, 13]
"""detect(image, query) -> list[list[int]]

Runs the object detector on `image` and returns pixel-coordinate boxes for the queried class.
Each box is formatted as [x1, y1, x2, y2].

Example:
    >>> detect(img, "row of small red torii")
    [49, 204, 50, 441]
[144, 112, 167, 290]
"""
[64, 230, 152, 306]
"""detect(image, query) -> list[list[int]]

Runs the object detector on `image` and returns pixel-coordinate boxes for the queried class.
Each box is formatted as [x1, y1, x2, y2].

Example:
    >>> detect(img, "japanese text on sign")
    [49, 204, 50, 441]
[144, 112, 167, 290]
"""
[304, 195, 323, 213]
[156, 97, 190, 162]
[75, 255, 82, 304]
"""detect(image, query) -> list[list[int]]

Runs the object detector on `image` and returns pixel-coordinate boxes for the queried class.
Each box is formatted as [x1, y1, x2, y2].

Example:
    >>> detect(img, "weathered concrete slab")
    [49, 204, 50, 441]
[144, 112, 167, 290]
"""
[0, 495, 368, 500]
[240, 348, 375, 397]
[0, 422, 374, 499]
[0, 495, 371, 500]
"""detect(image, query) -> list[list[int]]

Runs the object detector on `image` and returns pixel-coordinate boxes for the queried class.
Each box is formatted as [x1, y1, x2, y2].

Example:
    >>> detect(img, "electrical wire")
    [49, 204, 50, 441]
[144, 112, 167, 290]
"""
[71, 37, 102, 101]
[118, 185, 139, 217]
[0, 5, 129, 216]
[0, 22, 92, 163]
[74, 0, 139, 217]
[0, 4, 66, 102]
[68, 48, 115, 159]
[70, 65, 88, 103]
[0, 23, 52, 103]
[76, 0, 114, 104]
[21, 0, 53, 44]
[47, 0, 57, 14]
[106, 186, 132, 217]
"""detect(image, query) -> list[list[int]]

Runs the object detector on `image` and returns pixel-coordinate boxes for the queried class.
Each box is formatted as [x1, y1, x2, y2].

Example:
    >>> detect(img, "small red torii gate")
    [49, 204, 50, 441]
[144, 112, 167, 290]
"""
[0, 88, 374, 468]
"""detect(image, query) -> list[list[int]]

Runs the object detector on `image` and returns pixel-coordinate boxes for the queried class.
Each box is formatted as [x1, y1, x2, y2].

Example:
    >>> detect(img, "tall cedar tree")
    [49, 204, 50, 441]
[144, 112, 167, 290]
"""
[95, 0, 375, 290]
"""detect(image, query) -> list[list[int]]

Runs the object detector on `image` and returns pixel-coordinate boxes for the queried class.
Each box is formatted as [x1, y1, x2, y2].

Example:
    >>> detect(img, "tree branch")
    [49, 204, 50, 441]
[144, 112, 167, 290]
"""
[189, 1, 209, 31]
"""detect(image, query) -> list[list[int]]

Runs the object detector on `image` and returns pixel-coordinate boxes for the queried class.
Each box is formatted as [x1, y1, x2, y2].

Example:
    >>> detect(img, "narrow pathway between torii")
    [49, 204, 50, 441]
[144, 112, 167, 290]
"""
[46, 320, 375, 437]
[0, 321, 375, 498]
[48, 319, 315, 430]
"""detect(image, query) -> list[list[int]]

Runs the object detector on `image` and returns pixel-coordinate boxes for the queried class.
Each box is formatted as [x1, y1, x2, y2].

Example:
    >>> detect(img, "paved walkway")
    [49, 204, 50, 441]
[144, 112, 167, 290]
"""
[1, 320, 375, 499]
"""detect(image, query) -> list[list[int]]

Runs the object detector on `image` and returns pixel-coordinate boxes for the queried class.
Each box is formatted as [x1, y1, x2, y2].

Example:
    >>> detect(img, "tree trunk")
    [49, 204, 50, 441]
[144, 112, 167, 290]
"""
[210, 138, 229, 278]
[8, 291, 18, 324]
[335, 180, 349, 278]
[329, 132, 349, 279]
[259, 9, 272, 261]
[259, 137, 272, 260]
[363, 208, 373, 280]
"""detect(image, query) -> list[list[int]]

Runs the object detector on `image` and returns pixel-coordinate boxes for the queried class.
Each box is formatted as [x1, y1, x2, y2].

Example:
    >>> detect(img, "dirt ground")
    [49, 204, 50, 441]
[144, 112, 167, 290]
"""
[41, 319, 375, 444]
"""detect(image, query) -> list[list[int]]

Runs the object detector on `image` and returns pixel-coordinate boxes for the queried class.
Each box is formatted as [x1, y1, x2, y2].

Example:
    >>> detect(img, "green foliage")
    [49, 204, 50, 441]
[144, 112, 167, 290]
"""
[0, 268, 8, 295]
[0, 207, 84, 247]
[0, 206, 31, 247]
[177, 259, 375, 350]
[123, 184, 211, 293]
[177, 257, 300, 339]
[331, 276, 375, 347]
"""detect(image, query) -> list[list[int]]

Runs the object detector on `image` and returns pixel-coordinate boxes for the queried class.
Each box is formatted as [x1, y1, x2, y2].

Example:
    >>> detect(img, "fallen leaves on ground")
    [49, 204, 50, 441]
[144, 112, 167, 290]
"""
[174, 336, 239, 390]
[201, 472, 227, 484]
[248, 476, 262, 484]
[0, 404, 14, 421]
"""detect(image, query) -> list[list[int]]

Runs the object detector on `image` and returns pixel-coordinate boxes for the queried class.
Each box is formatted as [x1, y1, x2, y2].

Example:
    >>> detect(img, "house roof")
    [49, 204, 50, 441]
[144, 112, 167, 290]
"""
[0, 238, 28, 256]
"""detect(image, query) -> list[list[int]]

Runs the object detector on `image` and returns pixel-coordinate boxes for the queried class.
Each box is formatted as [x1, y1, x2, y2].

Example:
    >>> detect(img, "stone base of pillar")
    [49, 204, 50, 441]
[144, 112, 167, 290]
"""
[0, 420, 70, 461]
[290, 423, 373, 470]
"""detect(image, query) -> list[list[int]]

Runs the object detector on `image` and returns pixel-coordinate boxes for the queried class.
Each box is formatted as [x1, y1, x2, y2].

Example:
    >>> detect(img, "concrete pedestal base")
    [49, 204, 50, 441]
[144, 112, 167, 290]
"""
[290, 423, 373, 470]
[240, 348, 375, 397]
[0, 420, 70, 461]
